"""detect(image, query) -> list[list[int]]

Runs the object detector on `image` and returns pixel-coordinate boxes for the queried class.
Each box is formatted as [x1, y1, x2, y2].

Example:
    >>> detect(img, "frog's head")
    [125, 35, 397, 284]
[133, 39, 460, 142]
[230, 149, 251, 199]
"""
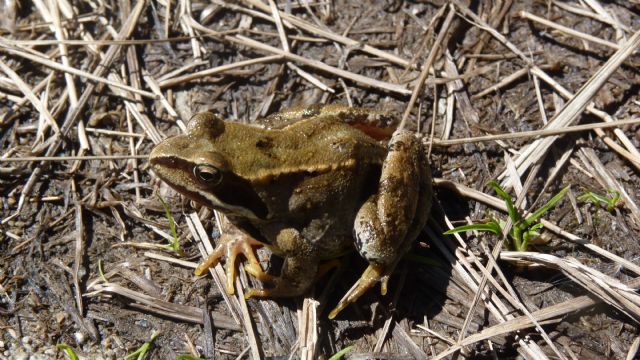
[149, 112, 268, 220]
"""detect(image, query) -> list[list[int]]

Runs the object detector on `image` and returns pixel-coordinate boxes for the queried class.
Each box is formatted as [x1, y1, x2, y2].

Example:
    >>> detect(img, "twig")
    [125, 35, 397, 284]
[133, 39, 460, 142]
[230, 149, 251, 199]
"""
[431, 117, 640, 146]
[519, 11, 619, 50]
[400, 5, 454, 129]
[0, 155, 149, 162]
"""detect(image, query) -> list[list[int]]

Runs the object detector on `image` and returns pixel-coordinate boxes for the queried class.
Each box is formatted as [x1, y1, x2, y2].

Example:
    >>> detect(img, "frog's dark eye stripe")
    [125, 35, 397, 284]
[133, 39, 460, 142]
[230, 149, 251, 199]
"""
[194, 164, 223, 185]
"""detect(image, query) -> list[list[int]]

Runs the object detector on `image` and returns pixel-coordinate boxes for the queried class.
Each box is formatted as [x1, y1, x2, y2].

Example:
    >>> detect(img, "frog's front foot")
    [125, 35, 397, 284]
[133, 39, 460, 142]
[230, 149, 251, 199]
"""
[328, 264, 389, 319]
[194, 232, 266, 295]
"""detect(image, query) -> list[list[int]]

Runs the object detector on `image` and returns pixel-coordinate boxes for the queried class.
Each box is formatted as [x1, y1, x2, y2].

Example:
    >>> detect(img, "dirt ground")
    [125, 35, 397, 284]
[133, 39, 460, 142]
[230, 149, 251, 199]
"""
[1, 0, 640, 359]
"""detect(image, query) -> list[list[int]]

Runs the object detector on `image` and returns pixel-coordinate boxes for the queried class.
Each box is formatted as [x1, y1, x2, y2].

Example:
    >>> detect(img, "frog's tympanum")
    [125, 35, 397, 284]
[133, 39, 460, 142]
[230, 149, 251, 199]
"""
[149, 104, 432, 318]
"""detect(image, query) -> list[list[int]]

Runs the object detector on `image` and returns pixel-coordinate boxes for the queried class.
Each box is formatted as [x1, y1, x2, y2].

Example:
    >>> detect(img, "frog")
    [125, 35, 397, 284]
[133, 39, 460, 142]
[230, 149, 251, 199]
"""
[149, 104, 432, 318]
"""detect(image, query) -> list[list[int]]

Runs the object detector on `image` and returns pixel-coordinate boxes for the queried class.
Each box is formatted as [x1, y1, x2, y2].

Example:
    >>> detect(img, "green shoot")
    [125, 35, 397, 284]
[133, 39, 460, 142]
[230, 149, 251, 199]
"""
[176, 355, 205, 360]
[444, 181, 569, 251]
[124, 331, 160, 360]
[157, 193, 181, 254]
[56, 344, 79, 360]
[578, 188, 620, 212]
[328, 346, 354, 360]
[98, 259, 108, 283]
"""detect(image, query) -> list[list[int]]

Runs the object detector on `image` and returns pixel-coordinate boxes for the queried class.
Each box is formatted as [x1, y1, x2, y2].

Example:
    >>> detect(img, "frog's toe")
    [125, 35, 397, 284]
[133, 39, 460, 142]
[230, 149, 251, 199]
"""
[244, 263, 276, 282]
[194, 234, 264, 295]
[329, 264, 387, 319]
[194, 246, 225, 276]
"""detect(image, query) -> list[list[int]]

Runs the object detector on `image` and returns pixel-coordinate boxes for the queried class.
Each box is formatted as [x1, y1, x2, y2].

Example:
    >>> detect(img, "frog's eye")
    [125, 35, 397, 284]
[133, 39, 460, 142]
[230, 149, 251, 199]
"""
[194, 164, 223, 186]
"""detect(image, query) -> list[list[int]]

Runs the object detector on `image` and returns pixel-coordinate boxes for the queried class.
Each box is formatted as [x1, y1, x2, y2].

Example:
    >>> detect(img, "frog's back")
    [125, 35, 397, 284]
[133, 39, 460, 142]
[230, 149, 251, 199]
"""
[281, 116, 387, 165]
[224, 117, 387, 181]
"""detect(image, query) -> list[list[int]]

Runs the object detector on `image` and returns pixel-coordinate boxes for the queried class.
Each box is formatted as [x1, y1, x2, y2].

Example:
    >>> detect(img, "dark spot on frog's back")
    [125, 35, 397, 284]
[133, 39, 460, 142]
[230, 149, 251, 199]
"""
[255, 136, 274, 150]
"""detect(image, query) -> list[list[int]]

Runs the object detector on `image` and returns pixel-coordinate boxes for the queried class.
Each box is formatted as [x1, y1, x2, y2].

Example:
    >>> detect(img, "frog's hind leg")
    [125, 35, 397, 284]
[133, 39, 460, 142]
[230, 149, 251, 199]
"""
[244, 228, 319, 299]
[329, 130, 432, 319]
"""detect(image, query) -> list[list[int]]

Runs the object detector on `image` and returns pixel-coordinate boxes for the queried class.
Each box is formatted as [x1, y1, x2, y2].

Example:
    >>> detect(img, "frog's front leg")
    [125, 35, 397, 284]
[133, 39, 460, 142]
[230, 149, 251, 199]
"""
[329, 130, 432, 319]
[245, 228, 319, 299]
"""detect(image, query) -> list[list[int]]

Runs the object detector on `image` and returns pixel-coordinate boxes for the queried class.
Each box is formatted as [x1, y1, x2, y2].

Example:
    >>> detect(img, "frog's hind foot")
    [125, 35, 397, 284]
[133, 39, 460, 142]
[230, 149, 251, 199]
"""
[194, 233, 264, 295]
[244, 280, 307, 299]
[328, 264, 390, 319]
[244, 254, 318, 300]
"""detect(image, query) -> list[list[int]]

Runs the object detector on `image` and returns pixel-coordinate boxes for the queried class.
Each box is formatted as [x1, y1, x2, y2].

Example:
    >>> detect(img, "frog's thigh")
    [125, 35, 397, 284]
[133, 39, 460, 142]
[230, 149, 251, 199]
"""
[250, 228, 319, 297]
[354, 130, 425, 266]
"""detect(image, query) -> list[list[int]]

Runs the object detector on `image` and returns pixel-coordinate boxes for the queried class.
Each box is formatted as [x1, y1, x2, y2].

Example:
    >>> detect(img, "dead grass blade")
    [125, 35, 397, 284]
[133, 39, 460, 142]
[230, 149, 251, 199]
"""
[72, 200, 85, 315]
[400, 5, 454, 129]
[519, 11, 619, 50]
[0, 43, 157, 99]
[499, 28, 640, 188]
[431, 117, 640, 145]
[86, 282, 240, 330]
[241, 0, 412, 68]
[158, 55, 283, 89]
[231, 34, 411, 95]
[0, 58, 60, 135]
[186, 212, 262, 359]
[433, 269, 640, 359]
[299, 298, 320, 360]
[501, 252, 640, 323]
[8, 0, 146, 217]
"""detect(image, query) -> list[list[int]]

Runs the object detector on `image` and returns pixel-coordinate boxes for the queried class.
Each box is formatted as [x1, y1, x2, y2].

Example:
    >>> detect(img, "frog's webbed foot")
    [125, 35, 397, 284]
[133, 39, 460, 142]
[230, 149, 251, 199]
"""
[244, 255, 318, 299]
[243, 278, 308, 299]
[328, 264, 390, 319]
[194, 232, 265, 295]
[245, 258, 338, 299]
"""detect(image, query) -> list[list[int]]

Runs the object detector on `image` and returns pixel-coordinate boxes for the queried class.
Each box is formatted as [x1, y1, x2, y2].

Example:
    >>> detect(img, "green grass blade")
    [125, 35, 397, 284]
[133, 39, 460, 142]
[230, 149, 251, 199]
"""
[176, 355, 205, 360]
[56, 344, 79, 360]
[489, 181, 520, 223]
[328, 346, 354, 360]
[124, 331, 160, 360]
[525, 185, 569, 225]
[157, 193, 180, 253]
[608, 189, 621, 211]
[444, 222, 502, 236]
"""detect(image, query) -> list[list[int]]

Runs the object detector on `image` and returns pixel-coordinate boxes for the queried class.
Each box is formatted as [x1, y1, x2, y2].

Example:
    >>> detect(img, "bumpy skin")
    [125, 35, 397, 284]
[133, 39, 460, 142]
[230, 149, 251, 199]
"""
[149, 105, 432, 318]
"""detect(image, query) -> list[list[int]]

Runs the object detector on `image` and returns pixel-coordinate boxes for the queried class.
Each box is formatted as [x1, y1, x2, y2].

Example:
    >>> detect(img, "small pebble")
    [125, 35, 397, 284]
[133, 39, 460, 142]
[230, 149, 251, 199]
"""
[55, 312, 66, 324]
[74, 332, 86, 345]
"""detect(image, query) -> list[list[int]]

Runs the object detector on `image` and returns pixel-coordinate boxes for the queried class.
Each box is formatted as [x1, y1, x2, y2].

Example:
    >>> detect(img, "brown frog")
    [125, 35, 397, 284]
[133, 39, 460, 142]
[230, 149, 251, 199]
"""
[149, 104, 432, 318]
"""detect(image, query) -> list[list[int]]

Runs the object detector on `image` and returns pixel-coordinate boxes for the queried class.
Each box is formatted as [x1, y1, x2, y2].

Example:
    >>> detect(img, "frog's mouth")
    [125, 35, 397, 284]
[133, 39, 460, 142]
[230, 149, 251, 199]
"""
[150, 154, 268, 220]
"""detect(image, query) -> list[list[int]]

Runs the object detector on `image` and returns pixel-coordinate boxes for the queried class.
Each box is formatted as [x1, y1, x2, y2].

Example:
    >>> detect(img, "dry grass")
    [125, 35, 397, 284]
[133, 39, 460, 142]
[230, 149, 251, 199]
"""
[1, 0, 640, 359]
